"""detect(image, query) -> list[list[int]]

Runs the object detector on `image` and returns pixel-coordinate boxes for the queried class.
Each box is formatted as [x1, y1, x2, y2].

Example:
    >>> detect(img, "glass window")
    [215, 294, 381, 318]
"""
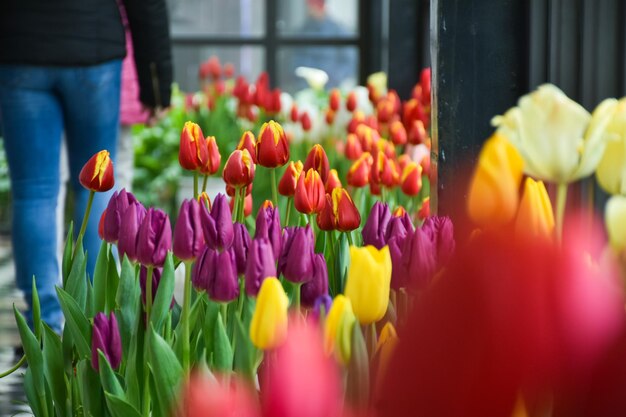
[276, 0, 358, 38]
[172, 46, 265, 92]
[277, 46, 359, 93]
[168, 0, 265, 37]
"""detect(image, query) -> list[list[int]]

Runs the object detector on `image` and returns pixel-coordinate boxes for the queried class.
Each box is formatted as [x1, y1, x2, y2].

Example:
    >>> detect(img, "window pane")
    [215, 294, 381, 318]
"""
[168, 0, 265, 37]
[173, 46, 265, 92]
[276, 0, 358, 38]
[277, 46, 359, 93]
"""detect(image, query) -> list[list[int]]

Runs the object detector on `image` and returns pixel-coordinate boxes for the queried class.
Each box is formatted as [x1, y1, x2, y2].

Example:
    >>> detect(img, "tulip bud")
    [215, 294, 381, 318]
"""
[418, 197, 430, 220]
[136, 208, 172, 267]
[223, 149, 255, 188]
[294, 168, 326, 214]
[250, 277, 289, 350]
[317, 194, 336, 232]
[300, 112, 312, 132]
[389, 227, 436, 290]
[278, 160, 304, 197]
[179, 122, 208, 171]
[290, 103, 299, 123]
[278, 226, 315, 283]
[333, 188, 361, 232]
[301, 253, 329, 308]
[325, 169, 342, 194]
[325, 108, 336, 125]
[237, 131, 257, 163]
[361, 201, 391, 249]
[386, 208, 414, 242]
[515, 178, 555, 240]
[91, 312, 122, 371]
[605, 195, 626, 252]
[197, 191, 212, 211]
[245, 238, 276, 296]
[467, 133, 524, 227]
[202, 136, 221, 176]
[400, 162, 423, 196]
[408, 119, 429, 145]
[173, 199, 206, 261]
[347, 111, 365, 134]
[117, 201, 147, 263]
[371, 150, 399, 188]
[346, 91, 357, 112]
[344, 245, 392, 324]
[390, 120, 408, 145]
[329, 88, 341, 112]
[256, 120, 290, 168]
[303, 144, 330, 182]
[193, 246, 239, 302]
[374, 322, 399, 379]
[422, 215, 455, 268]
[345, 133, 363, 160]
[356, 124, 380, 152]
[376, 98, 396, 124]
[202, 193, 234, 251]
[79, 150, 115, 192]
[397, 154, 412, 172]
[103, 188, 137, 243]
[324, 295, 356, 364]
[347, 152, 373, 188]
[232, 222, 251, 274]
[255, 202, 282, 260]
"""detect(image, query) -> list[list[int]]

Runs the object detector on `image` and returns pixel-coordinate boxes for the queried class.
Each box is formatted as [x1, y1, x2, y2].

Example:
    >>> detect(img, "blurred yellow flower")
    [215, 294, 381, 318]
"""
[515, 178, 555, 239]
[324, 295, 356, 364]
[249, 277, 289, 350]
[375, 322, 399, 378]
[467, 133, 524, 227]
[596, 98, 626, 195]
[605, 195, 626, 252]
[344, 245, 392, 325]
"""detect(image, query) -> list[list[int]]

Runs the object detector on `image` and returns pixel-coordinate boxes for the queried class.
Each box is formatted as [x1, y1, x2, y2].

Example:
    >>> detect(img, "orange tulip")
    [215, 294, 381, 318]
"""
[303, 144, 330, 182]
[79, 150, 115, 192]
[236, 131, 257, 163]
[329, 88, 341, 111]
[294, 168, 326, 214]
[200, 135, 221, 175]
[179, 121, 208, 171]
[325, 169, 342, 194]
[256, 120, 290, 168]
[390, 120, 408, 145]
[345, 133, 363, 160]
[347, 152, 373, 188]
[418, 197, 430, 220]
[401, 162, 423, 196]
[408, 119, 429, 145]
[222, 149, 255, 188]
[346, 91, 357, 112]
[278, 160, 304, 197]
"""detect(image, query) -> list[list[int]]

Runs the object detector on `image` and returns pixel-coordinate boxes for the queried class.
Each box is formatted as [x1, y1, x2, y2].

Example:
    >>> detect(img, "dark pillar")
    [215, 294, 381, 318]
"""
[430, 0, 528, 223]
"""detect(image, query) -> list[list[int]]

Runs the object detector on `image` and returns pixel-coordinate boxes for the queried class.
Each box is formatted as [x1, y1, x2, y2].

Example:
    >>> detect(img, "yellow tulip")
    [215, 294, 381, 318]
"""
[249, 277, 289, 350]
[605, 195, 626, 252]
[467, 133, 524, 227]
[515, 178, 555, 239]
[344, 245, 392, 325]
[596, 98, 626, 195]
[374, 322, 399, 378]
[323, 295, 356, 364]
[492, 84, 616, 184]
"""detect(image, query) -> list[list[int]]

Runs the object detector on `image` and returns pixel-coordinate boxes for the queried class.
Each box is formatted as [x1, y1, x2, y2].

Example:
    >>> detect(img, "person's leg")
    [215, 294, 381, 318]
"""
[59, 60, 122, 276]
[0, 65, 63, 333]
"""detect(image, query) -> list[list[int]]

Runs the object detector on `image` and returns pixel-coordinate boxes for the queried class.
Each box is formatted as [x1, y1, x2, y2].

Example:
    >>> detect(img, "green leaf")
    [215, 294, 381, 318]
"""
[43, 325, 67, 417]
[346, 323, 370, 408]
[233, 314, 257, 382]
[148, 327, 183, 415]
[150, 253, 175, 334]
[62, 222, 74, 285]
[86, 276, 95, 319]
[116, 256, 140, 356]
[93, 241, 109, 314]
[65, 242, 87, 310]
[23, 367, 44, 417]
[14, 306, 47, 416]
[56, 286, 91, 359]
[104, 393, 143, 417]
[202, 299, 219, 365]
[98, 350, 124, 397]
[31, 276, 42, 340]
[314, 227, 327, 254]
[77, 359, 104, 417]
[335, 233, 350, 294]
[213, 313, 233, 372]
[123, 323, 143, 410]
[107, 248, 121, 313]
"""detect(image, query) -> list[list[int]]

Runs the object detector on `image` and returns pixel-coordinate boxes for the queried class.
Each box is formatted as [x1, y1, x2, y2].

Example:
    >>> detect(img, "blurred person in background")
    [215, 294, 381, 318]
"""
[0, 0, 172, 335]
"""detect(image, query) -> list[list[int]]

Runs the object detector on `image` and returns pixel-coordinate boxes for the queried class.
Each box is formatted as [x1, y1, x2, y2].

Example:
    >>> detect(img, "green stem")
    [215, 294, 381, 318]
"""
[182, 261, 193, 373]
[380, 187, 388, 205]
[555, 183, 568, 243]
[238, 186, 246, 223]
[270, 168, 278, 207]
[346, 231, 355, 247]
[284, 197, 293, 227]
[202, 174, 209, 193]
[369, 322, 378, 360]
[232, 187, 242, 222]
[74, 190, 95, 259]
[220, 303, 228, 328]
[145, 266, 154, 320]
[0, 355, 26, 378]
[293, 282, 302, 312]
[193, 172, 199, 199]
[307, 213, 317, 241]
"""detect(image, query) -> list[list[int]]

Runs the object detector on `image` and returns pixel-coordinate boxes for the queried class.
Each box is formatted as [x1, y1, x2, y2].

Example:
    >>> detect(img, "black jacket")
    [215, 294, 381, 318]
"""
[0, 0, 172, 108]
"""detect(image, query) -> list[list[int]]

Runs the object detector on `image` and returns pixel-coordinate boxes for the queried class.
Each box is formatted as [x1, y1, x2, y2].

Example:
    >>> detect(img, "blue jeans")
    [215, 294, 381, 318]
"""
[0, 61, 121, 333]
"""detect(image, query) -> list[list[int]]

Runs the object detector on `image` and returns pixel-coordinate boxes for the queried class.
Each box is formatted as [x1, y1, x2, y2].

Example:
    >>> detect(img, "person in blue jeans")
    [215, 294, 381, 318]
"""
[0, 0, 172, 335]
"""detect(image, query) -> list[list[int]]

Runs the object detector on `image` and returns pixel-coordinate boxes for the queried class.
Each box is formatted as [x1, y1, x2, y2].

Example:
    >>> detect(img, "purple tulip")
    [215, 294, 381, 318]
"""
[421, 216, 455, 268]
[278, 226, 314, 284]
[245, 238, 276, 296]
[117, 201, 147, 263]
[91, 312, 122, 371]
[362, 201, 391, 249]
[137, 208, 172, 267]
[312, 294, 333, 321]
[301, 253, 329, 308]
[103, 188, 138, 243]
[192, 246, 239, 302]
[254, 204, 282, 260]
[233, 222, 251, 275]
[202, 193, 234, 251]
[173, 199, 206, 261]
[192, 245, 216, 291]
[386, 211, 414, 242]
[140, 266, 175, 308]
[388, 226, 437, 291]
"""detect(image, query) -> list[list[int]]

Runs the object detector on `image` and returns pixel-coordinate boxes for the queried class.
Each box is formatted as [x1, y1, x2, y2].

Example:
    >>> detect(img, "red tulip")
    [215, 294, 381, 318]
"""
[347, 152, 373, 188]
[390, 120, 408, 145]
[303, 144, 330, 183]
[346, 91, 357, 112]
[200, 136, 221, 175]
[418, 197, 430, 220]
[317, 188, 360, 232]
[256, 120, 290, 168]
[179, 122, 208, 171]
[400, 162, 422, 196]
[325, 169, 342, 194]
[223, 149, 255, 188]
[345, 133, 363, 160]
[294, 169, 326, 215]
[300, 112, 312, 132]
[290, 104, 299, 123]
[329, 88, 341, 111]
[237, 131, 257, 163]
[79, 150, 115, 192]
[278, 160, 304, 197]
